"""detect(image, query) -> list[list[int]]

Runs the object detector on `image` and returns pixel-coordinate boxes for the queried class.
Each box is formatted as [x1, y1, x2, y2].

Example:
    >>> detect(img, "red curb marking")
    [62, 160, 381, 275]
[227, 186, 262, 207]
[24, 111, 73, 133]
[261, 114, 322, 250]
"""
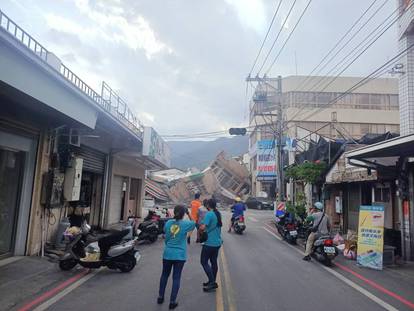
[17, 269, 90, 311]
[335, 262, 414, 310]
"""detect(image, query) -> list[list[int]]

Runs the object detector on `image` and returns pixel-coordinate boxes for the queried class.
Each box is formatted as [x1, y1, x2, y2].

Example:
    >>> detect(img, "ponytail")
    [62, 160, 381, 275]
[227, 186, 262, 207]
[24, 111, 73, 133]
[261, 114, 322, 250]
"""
[173, 205, 186, 221]
[207, 198, 222, 227]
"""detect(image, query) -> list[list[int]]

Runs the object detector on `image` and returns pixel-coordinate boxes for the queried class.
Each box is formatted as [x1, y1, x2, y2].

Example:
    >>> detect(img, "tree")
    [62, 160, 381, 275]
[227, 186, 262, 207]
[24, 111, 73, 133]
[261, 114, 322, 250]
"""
[285, 161, 326, 185]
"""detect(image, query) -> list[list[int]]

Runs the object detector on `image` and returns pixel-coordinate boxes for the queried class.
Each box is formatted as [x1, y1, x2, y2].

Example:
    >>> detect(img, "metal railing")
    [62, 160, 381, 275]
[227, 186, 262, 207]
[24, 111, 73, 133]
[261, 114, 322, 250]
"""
[101, 82, 144, 135]
[0, 9, 48, 61]
[0, 9, 144, 138]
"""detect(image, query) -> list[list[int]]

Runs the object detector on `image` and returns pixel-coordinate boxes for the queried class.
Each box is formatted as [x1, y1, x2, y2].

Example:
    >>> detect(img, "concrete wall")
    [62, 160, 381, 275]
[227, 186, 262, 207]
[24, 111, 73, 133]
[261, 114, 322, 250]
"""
[0, 30, 98, 129]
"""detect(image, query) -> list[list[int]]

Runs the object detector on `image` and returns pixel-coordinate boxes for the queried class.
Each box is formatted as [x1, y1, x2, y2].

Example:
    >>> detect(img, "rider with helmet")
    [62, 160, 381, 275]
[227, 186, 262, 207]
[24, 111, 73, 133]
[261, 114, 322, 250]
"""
[303, 201, 331, 261]
[228, 197, 246, 233]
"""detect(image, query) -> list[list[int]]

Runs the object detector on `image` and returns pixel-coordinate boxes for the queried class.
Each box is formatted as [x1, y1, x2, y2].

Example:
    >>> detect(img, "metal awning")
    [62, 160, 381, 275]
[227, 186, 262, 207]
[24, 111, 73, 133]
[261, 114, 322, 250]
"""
[346, 134, 414, 168]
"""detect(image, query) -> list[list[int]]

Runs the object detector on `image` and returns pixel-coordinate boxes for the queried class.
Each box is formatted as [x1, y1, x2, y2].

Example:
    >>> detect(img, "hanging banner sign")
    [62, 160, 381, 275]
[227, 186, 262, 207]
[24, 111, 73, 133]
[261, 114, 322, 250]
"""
[256, 140, 276, 180]
[357, 205, 385, 270]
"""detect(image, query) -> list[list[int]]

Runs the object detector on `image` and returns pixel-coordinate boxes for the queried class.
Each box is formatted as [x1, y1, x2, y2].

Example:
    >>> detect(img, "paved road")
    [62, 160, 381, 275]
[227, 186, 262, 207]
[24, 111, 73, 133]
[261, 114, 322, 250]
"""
[33, 209, 412, 311]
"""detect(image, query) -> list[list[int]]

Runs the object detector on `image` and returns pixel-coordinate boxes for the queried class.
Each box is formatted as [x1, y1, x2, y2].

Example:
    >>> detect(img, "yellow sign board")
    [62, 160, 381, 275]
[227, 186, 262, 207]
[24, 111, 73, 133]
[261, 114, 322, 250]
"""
[357, 205, 384, 270]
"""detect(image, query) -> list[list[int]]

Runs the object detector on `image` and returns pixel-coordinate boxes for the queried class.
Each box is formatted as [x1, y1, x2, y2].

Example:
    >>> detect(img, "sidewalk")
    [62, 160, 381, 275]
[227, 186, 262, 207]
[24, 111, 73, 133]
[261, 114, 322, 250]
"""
[333, 255, 414, 309]
[0, 256, 87, 311]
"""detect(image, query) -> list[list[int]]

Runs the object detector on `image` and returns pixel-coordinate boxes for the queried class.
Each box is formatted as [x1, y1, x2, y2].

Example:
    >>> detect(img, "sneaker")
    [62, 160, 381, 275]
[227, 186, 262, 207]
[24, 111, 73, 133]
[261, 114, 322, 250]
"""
[169, 302, 178, 309]
[203, 283, 218, 292]
[203, 281, 218, 288]
[302, 255, 311, 261]
[157, 297, 164, 304]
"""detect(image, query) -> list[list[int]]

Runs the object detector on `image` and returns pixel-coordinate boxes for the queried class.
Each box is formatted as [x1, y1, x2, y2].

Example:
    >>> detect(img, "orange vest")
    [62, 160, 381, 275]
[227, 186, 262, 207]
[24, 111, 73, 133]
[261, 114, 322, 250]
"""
[190, 199, 201, 223]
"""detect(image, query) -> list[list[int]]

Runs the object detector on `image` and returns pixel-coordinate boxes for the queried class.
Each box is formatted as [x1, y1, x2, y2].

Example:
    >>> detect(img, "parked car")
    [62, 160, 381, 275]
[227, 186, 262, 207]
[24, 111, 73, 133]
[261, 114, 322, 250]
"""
[245, 197, 274, 210]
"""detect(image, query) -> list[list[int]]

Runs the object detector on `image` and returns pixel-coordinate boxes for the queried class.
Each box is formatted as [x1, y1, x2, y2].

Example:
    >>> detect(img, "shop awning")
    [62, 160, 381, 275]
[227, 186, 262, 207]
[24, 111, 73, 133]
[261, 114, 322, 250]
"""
[145, 179, 169, 201]
[346, 134, 414, 168]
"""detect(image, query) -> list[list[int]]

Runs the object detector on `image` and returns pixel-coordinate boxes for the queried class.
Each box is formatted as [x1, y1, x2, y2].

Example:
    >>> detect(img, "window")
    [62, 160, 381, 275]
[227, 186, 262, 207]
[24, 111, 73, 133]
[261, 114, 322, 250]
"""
[374, 186, 390, 202]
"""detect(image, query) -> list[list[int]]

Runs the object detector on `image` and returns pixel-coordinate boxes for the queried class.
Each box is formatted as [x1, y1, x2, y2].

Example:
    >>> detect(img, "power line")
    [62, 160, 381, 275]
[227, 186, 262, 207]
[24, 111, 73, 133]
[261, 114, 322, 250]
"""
[249, 0, 284, 75]
[284, 42, 414, 130]
[286, 2, 403, 123]
[257, 0, 298, 75]
[265, 0, 314, 75]
[307, 2, 400, 93]
[293, 0, 380, 92]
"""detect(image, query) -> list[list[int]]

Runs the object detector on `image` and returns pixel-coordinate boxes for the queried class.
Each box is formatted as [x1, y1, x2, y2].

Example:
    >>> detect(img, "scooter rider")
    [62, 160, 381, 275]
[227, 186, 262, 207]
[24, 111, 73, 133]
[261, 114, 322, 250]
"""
[228, 197, 246, 233]
[303, 201, 331, 261]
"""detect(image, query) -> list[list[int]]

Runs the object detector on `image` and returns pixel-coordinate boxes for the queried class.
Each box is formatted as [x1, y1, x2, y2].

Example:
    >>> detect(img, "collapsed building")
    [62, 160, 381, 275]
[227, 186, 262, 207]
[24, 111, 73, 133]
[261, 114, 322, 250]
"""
[145, 152, 250, 205]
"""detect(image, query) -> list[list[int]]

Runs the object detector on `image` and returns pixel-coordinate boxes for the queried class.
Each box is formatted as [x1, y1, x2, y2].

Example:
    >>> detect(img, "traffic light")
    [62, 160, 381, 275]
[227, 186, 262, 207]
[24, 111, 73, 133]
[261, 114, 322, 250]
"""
[229, 128, 247, 136]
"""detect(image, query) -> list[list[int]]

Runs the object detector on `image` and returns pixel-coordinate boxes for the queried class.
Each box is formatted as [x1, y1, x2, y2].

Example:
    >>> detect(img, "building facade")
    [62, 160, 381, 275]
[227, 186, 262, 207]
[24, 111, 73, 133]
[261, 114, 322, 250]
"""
[249, 75, 399, 198]
[0, 10, 169, 257]
[398, 0, 414, 135]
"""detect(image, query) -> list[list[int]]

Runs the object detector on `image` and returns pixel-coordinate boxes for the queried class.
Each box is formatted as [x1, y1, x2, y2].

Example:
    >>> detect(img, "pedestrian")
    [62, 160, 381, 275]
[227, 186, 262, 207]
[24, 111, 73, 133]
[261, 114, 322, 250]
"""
[187, 193, 201, 244]
[196, 199, 209, 242]
[199, 198, 223, 292]
[158, 205, 195, 309]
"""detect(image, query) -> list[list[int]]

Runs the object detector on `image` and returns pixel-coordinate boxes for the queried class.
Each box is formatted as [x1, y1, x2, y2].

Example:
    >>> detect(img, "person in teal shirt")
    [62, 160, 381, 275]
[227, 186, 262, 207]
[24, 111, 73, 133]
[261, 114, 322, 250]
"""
[158, 205, 195, 309]
[199, 198, 223, 292]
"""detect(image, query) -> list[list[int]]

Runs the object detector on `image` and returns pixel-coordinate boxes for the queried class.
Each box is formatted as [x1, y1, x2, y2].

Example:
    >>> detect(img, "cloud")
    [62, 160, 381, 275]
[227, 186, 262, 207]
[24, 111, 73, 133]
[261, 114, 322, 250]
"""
[224, 0, 267, 33]
[1, 0, 399, 138]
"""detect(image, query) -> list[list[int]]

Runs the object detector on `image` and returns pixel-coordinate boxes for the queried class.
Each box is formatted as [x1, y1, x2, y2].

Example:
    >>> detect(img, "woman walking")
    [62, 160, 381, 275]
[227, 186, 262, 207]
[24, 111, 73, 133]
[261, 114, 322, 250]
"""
[158, 205, 195, 309]
[199, 198, 223, 292]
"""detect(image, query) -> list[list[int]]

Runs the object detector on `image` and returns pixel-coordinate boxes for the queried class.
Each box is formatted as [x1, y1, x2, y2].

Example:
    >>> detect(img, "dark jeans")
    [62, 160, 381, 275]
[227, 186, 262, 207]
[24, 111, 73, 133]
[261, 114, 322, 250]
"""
[200, 245, 221, 283]
[158, 259, 185, 303]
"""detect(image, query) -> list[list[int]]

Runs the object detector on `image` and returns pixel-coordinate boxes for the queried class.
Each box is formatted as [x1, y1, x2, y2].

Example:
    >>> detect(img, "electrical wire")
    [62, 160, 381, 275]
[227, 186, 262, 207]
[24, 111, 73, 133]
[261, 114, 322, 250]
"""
[307, 2, 401, 93]
[257, 0, 298, 75]
[286, 1, 404, 124]
[293, 0, 380, 92]
[249, 0, 284, 75]
[284, 42, 414, 130]
[265, 0, 314, 75]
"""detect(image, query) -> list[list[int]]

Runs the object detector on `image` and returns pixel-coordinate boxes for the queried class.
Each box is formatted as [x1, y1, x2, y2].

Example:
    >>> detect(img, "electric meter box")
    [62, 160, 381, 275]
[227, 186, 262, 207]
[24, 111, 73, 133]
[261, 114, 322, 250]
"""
[64, 157, 83, 201]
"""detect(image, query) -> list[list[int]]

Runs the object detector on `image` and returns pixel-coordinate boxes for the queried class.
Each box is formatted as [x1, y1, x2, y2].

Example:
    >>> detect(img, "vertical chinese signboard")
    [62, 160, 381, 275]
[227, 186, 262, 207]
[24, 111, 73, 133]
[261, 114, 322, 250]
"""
[357, 205, 385, 270]
[256, 140, 276, 181]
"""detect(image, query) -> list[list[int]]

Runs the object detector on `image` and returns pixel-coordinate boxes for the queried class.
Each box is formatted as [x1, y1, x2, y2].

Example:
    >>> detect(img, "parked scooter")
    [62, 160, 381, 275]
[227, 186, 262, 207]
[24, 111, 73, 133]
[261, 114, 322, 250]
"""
[59, 222, 139, 272]
[233, 215, 246, 234]
[137, 220, 159, 243]
[275, 213, 297, 244]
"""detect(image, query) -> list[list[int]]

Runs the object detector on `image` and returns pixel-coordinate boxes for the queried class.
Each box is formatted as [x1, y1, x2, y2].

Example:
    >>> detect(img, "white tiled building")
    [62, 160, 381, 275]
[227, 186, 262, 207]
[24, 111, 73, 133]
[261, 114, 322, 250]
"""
[398, 0, 414, 135]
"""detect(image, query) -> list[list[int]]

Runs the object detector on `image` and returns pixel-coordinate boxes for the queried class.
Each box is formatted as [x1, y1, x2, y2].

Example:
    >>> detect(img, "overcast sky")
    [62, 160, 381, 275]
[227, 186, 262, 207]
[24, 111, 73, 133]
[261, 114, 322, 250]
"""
[2, 0, 398, 136]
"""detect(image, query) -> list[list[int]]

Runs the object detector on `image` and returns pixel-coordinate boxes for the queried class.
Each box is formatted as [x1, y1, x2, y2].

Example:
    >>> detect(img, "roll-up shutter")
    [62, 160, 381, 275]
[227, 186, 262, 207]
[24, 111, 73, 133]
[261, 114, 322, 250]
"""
[78, 146, 106, 174]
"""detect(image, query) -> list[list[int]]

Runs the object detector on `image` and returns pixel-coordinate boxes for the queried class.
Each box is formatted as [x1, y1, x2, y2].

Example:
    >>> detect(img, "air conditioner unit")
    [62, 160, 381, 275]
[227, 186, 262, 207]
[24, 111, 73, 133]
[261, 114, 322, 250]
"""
[69, 129, 81, 147]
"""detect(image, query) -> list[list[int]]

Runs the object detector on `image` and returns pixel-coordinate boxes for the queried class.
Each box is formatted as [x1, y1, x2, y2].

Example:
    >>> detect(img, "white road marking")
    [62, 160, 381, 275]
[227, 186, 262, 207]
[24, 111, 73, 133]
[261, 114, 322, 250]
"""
[263, 228, 399, 311]
[263, 227, 282, 241]
[33, 254, 142, 311]
[32, 270, 100, 311]
[0, 256, 23, 267]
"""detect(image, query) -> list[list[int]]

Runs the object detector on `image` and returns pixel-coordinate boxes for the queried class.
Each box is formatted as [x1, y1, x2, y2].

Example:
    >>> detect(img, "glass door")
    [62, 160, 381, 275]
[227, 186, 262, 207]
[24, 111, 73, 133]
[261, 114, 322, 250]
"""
[0, 148, 24, 255]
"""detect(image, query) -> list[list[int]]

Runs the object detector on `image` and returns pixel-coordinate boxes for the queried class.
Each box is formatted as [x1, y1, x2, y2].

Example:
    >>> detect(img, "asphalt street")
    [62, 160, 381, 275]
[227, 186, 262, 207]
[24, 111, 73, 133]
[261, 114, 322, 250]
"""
[32, 209, 412, 311]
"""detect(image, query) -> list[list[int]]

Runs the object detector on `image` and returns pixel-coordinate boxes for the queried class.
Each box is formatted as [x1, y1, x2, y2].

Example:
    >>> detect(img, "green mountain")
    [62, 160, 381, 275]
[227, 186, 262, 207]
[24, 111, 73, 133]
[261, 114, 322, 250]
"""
[168, 136, 249, 170]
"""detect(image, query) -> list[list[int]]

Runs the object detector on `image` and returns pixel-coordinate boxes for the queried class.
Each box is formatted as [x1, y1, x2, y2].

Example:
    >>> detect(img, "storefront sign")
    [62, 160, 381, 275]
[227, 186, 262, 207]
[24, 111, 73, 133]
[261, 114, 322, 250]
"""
[403, 200, 411, 242]
[357, 205, 384, 270]
[143, 127, 171, 167]
[256, 140, 276, 180]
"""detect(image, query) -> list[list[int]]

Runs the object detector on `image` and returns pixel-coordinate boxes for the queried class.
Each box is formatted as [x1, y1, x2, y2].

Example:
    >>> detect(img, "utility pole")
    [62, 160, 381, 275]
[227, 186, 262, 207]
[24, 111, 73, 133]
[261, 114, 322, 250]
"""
[246, 74, 284, 203]
[276, 75, 284, 202]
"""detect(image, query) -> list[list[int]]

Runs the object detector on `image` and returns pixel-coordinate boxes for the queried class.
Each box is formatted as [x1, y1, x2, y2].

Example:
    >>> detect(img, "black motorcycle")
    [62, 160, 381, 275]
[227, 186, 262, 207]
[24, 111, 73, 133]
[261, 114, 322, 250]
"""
[59, 223, 139, 272]
[137, 220, 160, 243]
[275, 214, 298, 244]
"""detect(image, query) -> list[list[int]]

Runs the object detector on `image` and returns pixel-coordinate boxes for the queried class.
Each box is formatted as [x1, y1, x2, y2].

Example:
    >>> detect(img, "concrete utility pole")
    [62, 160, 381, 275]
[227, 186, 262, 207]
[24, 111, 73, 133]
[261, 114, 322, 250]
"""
[275, 75, 284, 202]
[246, 75, 284, 202]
